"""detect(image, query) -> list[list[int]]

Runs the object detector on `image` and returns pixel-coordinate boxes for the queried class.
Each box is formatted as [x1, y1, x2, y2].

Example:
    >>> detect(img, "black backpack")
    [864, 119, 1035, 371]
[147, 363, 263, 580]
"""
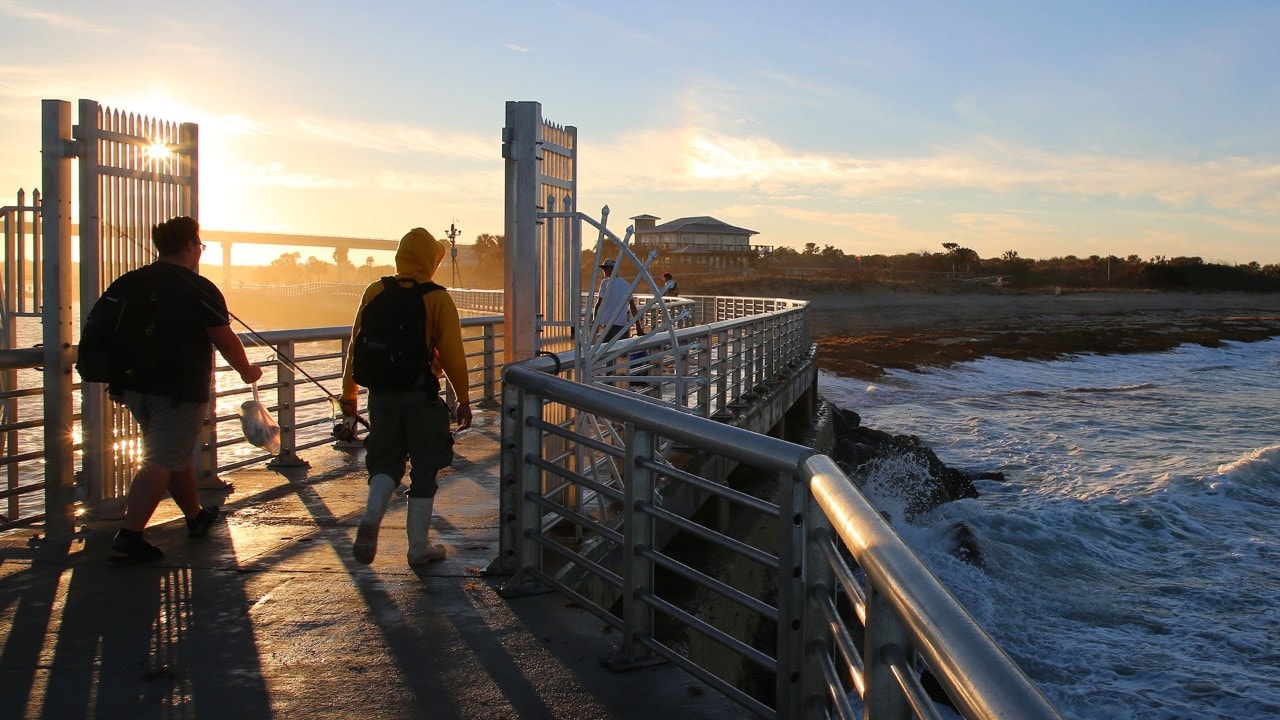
[76, 273, 163, 388]
[350, 277, 443, 391]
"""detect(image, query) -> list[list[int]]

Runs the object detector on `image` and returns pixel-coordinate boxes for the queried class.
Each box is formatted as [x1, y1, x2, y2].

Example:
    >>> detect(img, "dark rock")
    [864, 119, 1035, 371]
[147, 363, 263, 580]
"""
[947, 520, 984, 568]
[829, 405, 979, 522]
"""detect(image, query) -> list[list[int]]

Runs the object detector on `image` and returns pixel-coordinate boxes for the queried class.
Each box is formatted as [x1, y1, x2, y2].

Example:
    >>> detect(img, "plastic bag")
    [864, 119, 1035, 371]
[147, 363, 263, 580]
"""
[238, 384, 281, 455]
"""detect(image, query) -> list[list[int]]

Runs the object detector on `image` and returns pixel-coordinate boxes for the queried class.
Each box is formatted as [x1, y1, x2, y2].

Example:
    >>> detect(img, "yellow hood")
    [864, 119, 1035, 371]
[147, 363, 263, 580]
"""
[394, 227, 445, 283]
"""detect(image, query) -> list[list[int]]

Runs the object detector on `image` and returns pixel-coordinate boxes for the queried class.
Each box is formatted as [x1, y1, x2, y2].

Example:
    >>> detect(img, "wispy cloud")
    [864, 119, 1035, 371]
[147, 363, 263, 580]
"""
[293, 117, 493, 161]
[0, 0, 115, 33]
[232, 162, 357, 190]
[504, 43, 535, 52]
[228, 160, 502, 200]
[597, 127, 1280, 218]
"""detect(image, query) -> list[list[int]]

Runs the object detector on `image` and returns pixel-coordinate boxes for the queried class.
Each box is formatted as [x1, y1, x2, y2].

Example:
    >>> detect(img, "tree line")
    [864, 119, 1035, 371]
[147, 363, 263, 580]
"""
[757, 242, 1280, 292]
[237, 234, 506, 287]
[240, 235, 1280, 293]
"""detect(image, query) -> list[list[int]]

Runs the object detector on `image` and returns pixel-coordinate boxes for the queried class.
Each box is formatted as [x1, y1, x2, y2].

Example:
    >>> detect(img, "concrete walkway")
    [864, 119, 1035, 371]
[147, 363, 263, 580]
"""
[0, 408, 743, 719]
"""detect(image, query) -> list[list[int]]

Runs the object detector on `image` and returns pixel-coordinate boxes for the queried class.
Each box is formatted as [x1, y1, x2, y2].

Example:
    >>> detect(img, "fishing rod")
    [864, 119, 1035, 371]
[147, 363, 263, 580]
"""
[153, 260, 373, 432]
[222, 304, 371, 432]
[107, 232, 371, 435]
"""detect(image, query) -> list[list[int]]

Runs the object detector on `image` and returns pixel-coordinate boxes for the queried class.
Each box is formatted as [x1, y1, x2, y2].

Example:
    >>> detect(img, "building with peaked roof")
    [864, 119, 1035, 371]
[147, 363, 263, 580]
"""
[630, 214, 771, 274]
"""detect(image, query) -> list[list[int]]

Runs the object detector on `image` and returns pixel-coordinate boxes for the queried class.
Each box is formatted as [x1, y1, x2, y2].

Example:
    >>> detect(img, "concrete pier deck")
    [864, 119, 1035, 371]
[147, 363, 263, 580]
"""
[0, 408, 742, 719]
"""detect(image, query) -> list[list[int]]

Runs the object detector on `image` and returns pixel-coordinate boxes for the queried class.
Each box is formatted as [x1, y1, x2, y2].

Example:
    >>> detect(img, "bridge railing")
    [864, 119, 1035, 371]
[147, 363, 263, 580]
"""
[0, 315, 503, 531]
[1, 286, 1060, 718]
[501, 363, 1062, 719]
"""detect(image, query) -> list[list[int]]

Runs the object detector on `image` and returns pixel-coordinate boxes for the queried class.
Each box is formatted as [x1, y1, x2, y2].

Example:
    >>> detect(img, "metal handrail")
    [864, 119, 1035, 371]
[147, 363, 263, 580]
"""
[2, 281, 1061, 718]
[0, 314, 504, 530]
[502, 363, 1061, 719]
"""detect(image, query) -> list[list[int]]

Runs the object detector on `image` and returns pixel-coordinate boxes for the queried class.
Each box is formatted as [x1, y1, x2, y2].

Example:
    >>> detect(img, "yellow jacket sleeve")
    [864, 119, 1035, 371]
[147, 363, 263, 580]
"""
[425, 289, 470, 405]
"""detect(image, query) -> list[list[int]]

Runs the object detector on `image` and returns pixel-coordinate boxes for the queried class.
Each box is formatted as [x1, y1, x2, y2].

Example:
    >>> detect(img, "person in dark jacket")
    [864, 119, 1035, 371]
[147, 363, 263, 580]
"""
[109, 216, 262, 561]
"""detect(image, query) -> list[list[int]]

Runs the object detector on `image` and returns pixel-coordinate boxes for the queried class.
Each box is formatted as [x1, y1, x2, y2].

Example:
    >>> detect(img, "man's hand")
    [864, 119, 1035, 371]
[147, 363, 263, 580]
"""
[454, 402, 473, 431]
[239, 365, 264, 385]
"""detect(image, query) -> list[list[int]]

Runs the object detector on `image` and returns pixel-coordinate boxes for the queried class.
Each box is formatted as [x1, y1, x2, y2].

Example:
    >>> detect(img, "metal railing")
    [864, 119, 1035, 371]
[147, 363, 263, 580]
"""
[0, 282, 1060, 718]
[569, 294, 809, 418]
[0, 315, 503, 531]
[500, 364, 1061, 719]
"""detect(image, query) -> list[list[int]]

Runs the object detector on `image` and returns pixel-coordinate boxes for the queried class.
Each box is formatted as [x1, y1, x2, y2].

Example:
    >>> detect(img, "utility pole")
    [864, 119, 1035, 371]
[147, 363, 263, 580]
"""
[445, 222, 462, 287]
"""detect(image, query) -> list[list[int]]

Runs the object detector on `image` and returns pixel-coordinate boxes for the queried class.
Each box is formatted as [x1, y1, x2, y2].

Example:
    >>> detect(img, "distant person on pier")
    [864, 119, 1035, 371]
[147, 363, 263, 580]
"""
[593, 258, 643, 341]
[341, 227, 472, 566]
[661, 272, 679, 298]
[108, 216, 263, 561]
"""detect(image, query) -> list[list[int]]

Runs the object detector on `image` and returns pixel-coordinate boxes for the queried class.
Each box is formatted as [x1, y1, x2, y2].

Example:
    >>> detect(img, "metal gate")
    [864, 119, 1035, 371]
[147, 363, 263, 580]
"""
[502, 101, 578, 363]
[41, 98, 198, 536]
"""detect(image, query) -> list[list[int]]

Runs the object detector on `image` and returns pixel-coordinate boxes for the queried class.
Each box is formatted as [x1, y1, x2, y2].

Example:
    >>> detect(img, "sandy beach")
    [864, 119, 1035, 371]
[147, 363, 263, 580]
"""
[803, 289, 1280, 380]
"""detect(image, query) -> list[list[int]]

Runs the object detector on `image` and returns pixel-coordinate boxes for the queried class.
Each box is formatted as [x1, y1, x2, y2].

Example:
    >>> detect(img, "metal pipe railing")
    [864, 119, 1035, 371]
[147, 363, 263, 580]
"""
[3, 281, 1059, 718]
[502, 363, 1061, 719]
[0, 314, 504, 531]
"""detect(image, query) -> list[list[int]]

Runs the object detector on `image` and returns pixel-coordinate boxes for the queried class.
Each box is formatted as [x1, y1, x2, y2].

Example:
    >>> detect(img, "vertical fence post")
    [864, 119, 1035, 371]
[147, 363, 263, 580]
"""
[40, 99, 77, 538]
[503, 101, 542, 365]
[490, 380, 523, 576]
[605, 424, 660, 669]
[479, 321, 498, 407]
[193, 403, 219, 487]
[863, 585, 913, 720]
[495, 379, 548, 590]
[268, 339, 307, 468]
[803, 512, 838, 717]
[695, 327, 712, 417]
[776, 469, 808, 718]
[4, 195, 17, 315]
[181, 119, 198, 228]
[711, 329, 730, 419]
[727, 325, 745, 408]
[76, 99, 112, 510]
[2, 204, 18, 522]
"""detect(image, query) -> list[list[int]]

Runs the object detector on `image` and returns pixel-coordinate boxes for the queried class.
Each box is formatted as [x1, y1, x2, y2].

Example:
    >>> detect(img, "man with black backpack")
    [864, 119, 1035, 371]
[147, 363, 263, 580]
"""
[82, 216, 263, 562]
[340, 227, 472, 566]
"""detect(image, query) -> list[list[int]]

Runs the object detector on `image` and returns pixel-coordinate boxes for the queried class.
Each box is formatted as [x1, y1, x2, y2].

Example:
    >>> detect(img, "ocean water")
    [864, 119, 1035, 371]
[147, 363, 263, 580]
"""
[818, 337, 1280, 719]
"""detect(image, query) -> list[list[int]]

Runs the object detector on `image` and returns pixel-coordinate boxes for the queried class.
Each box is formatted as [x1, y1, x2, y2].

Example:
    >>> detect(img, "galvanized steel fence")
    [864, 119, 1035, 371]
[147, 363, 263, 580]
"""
[499, 360, 1062, 720]
[0, 312, 503, 531]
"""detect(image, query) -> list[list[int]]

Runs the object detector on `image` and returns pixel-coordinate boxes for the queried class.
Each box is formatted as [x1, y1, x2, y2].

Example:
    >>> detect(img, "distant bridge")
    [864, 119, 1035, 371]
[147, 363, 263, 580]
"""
[191, 229, 400, 287]
[63, 225, 402, 287]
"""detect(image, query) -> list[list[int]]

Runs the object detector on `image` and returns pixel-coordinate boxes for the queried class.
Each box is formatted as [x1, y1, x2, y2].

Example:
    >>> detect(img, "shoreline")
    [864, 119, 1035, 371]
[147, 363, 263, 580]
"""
[223, 287, 1280, 381]
[801, 289, 1280, 380]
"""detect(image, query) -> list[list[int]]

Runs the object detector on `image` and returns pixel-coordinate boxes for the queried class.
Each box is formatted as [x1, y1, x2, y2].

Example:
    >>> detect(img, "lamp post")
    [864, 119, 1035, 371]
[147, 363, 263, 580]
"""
[445, 222, 462, 287]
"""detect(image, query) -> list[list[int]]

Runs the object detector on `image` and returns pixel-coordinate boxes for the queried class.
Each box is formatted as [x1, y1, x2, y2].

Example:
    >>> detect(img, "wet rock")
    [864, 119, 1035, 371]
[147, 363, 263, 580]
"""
[827, 406, 985, 567]
[829, 408, 979, 522]
[947, 521, 984, 568]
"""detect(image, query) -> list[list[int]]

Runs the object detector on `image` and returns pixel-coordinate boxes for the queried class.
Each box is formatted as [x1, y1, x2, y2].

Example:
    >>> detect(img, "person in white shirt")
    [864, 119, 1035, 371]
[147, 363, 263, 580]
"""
[593, 258, 643, 341]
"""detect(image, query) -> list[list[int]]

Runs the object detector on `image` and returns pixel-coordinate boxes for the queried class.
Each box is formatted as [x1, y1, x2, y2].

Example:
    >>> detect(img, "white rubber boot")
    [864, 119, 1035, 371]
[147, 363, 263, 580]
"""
[353, 474, 396, 564]
[406, 496, 446, 565]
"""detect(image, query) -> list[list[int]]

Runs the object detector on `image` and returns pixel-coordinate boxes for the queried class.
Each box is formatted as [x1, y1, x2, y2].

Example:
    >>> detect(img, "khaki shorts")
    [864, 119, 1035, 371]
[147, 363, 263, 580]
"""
[123, 391, 207, 471]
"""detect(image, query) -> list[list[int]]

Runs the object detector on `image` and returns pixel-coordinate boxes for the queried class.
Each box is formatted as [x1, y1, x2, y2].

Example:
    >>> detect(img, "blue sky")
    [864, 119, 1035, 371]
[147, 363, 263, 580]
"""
[2, 0, 1278, 265]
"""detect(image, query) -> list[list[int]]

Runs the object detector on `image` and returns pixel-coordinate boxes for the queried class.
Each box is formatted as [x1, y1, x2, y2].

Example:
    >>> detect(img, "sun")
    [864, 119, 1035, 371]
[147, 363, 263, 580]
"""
[144, 141, 173, 163]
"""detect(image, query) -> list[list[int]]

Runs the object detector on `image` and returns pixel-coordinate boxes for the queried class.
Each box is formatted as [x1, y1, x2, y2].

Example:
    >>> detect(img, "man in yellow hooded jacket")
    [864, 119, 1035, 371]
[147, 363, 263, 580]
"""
[340, 227, 473, 565]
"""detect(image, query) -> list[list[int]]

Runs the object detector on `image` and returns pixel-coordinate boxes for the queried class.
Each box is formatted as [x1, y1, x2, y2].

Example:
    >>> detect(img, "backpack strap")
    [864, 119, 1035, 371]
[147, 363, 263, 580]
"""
[379, 276, 444, 296]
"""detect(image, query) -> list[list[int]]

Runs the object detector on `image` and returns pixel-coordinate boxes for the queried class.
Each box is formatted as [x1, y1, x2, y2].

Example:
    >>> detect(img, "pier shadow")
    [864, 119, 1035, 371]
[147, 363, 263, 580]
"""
[0, 414, 736, 719]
